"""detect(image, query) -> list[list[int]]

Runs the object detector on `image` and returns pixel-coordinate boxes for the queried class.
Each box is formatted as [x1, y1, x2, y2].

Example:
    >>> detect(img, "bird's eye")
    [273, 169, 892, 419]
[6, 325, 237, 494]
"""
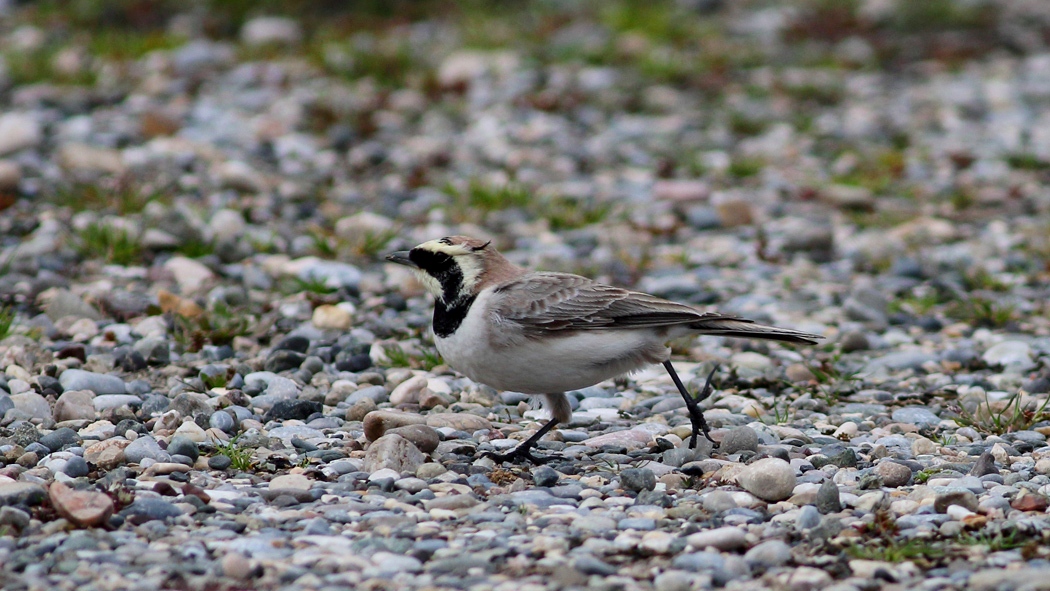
[438, 237, 453, 245]
[473, 241, 491, 251]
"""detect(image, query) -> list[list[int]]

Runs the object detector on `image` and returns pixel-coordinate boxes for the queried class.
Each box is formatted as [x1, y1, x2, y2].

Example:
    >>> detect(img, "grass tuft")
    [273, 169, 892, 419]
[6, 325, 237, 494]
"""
[952, 390, 1050, 436]
[214, 438, 254, 471]
[173, 302, 252, 353]
[0, 306, 14, 341]
[76, 223, 143, 266]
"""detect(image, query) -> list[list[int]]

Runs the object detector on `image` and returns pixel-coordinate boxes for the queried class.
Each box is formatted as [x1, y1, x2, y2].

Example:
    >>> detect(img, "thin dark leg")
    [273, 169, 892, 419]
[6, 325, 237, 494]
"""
[483, 418, 560, 464]
[663, 361, 719, 449]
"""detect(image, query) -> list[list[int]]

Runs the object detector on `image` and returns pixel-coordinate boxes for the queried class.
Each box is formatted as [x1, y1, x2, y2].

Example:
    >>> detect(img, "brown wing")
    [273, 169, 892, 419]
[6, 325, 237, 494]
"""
[490, 272, 715, 334]
[490, 272, 822, 344]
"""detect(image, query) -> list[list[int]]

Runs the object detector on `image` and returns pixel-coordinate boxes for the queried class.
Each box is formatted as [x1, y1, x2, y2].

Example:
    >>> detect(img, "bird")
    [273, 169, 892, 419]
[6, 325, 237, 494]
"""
[386, 235, 822, 463]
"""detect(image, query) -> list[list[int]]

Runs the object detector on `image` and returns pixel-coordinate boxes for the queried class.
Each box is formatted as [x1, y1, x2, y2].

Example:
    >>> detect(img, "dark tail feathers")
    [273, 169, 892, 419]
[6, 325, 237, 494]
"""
[690, 317, 822, 345]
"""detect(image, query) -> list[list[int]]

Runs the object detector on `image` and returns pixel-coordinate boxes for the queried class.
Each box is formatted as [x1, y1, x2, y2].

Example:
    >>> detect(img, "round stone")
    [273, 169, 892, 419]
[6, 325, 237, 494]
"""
[208, 455, 233, 470]
[532, 466, 559, 487]
[720, 426, 759, 455]
[736, 458, 796, 502]
[875, 461, 912, 487]
[166, 435, 199, 462]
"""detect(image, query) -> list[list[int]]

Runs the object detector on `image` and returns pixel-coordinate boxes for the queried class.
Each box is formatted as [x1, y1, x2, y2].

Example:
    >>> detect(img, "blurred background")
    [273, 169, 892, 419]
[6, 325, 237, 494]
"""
[0, 0, 1048, 334]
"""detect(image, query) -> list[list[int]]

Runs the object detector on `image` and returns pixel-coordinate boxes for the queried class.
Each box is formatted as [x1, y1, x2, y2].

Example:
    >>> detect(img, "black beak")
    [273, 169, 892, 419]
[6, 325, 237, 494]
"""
[386, 251, 417, 268]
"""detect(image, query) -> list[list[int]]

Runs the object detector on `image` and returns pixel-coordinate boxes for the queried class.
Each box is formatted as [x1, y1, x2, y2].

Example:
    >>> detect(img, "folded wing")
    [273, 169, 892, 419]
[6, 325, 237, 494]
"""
[492, 272, 821, 344]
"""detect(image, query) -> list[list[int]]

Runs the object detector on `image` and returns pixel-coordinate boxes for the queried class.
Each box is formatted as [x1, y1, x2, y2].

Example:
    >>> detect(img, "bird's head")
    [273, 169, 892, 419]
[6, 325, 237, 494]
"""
[386, 236, 519, 302]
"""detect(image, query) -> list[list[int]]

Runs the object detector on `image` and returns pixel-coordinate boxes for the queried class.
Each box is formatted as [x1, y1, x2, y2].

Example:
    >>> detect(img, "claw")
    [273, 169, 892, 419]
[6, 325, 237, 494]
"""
[479, 417, 561, 465]
[664, 361, 720, 449]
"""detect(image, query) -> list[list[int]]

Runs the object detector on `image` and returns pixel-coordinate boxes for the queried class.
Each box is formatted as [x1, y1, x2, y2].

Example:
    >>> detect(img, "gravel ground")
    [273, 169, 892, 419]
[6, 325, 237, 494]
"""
[2, 1, 1050, 590]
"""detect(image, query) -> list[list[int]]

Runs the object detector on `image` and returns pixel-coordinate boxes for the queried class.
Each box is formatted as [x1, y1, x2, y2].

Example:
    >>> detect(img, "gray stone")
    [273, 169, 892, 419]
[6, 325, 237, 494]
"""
[954, 475, 984, 494]
[11, 392, 51, 419]
[573, 515, 617, 532]
[498, 490, 563, 508]
[863, 351, 938, 373]
[167, 435, 199, 462]
[122, 498, 183, 522]
[59, 370, 126, 395]
[532, 466, 559, 487]
[573, 555, 617, 576]
[44, 289, 101, 321]
[620, 468, 656, 492]
[672, 550, 725, 573]
[618, 517, 656, 530]
[891, 406, 941, 427]
[796, 505, 821, 529]
[816, 479, 841, 514]
[209, 411, 236, 433]
[982, 341, 1034, 369]
[661, 446, 698, 467]
[133, 337, 170, 365]
[969, 451, 998, 476]
[39, 427, 82, 452]
[720, 426, 759, 455]
[62, 456, 89, 478]
[736, 458, 796, 502]
[11, 422, 40, 446]
[0, 482, 46, 506]
[0, 506, 31, 530]
[124, 436, 171, 464]
[744, 539, 792, 568]
[844, 285, 889, 325]
[875, 461, 912, 487]
[363, 434, 425, 473]
[703, 490, 738, 512]
[208, 455, 232, 470]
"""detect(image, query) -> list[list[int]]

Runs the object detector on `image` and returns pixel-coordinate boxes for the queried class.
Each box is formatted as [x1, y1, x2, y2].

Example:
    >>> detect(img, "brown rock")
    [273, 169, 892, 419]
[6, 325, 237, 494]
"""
[16, 452, 39, 467]
[425, 413, 491, 432]
[363, 434, 425, 473]
[874, 461, 912, 488]
[54, 389, 97, 422]
[49, 481, 113, 528]
[420, 389, 453, 410]
[83, 439, 131, 470]
[785, 364, 815, 382]
[363, 410, 427, 442]
[346, 398, 376, 422]
[387, 424, 441, 454]
[140, 109, 181, 138]
[715, 200, 753, 227]
[157, 289, 202, 318]
[1011, 492, 1049, 512]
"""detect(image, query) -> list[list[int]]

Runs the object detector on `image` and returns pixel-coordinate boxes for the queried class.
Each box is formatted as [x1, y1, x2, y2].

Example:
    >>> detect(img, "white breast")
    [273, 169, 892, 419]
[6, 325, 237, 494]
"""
[435, 289, 670, 394]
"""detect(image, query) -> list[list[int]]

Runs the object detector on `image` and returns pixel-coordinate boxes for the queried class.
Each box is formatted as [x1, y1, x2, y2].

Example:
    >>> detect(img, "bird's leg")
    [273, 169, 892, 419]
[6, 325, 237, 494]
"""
[483, 417, 559, 465]
[663, 361, 719, 449]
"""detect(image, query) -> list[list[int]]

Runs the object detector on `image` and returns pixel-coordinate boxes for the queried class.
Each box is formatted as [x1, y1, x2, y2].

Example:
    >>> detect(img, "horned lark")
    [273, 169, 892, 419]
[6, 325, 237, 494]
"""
[387, 236, 821, 463]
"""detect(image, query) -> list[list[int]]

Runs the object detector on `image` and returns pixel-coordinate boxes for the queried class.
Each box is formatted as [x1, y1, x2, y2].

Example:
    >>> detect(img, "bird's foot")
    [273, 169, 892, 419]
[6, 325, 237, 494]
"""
[482, 445, 554, 465]
[686, 364, 720, 450]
